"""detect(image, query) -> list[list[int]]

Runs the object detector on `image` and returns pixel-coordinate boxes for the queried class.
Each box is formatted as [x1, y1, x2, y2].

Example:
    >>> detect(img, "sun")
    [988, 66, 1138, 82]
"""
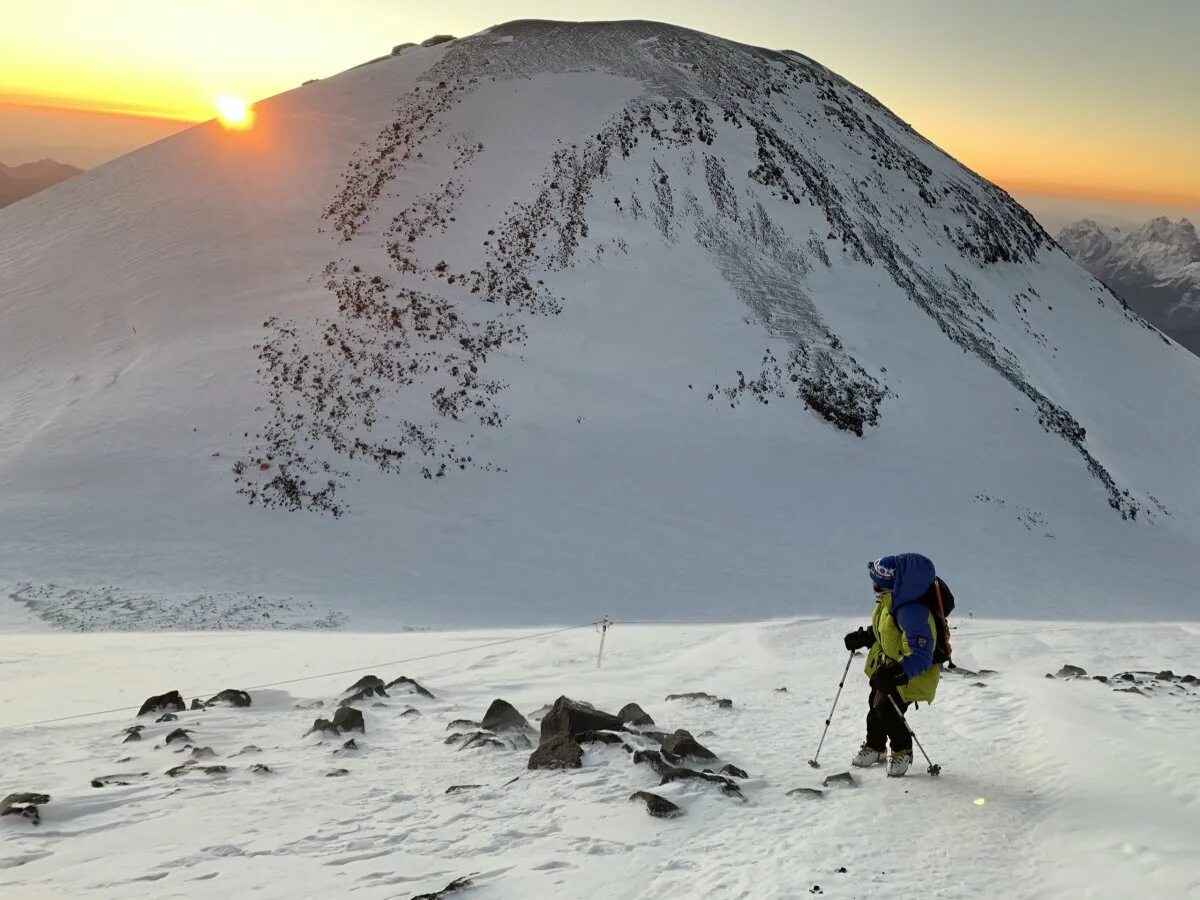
[215, 95, 254, 130]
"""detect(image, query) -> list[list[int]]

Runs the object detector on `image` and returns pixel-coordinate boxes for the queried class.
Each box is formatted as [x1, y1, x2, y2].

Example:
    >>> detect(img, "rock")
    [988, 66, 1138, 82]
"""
[481, 699, 528, 732]
[332, 706, 365, 734]
[774, 687, 789, 693]
[618, 702, 654, 726]
[137, 690, 185, 717]
[629, 790, 684, 818]
[1182, 674, 1198, 684]
[341, 739, 359, 751]
[719, 764, 749, 779]
[201, 766, 228, 775]
[1119, 672, 1136, 682]
[233, 745, 262, 756]
[205, 689, 252, 708]
[190, 699, 204, 711]
[370, 702, 388, 708]
[575, 730, 627, 747]
[305, 717, 340, 737]
[1044, 673, 1054, 679]
[400, 708, 421, 717]
[164, 728, 193, 745]
[446, 719, 480, 731]
[632, 749, 672, 775]
[391, 42, 416, 55]
[1093, 675, 1110, 684]
[660, 729, 717, 760]
[659, 766, 743, 798]
[0, 793, 49, 825]
[822, 772, 858, 788]
[629, 729, 670, 744]
[971, 682, 987, 687]
[527, 733, 583, 770]
[978, 669, 998, 676]
[165, 763, 195, 777]
[326, 768, 349, 778]
[1155, 670, 1175, 681]
[248, 764, 271, 774]
[190, 746, 217, 759]
[155, 713, 178, 723]
[411, 875, 473, 900]
[384, 675, 435, 698]
[787, 787, 824, 799]
[91, 774, 147, 788]
[458, 732, 507, 752]
[1116, 686, 1145, 696]
[665, 691, 733, 708]
[540, 696, 623, 741]
[341, 686, 388, 706]
[1055, 665, 1087, 678]
[341, 675, 386, 697]
[420, 34, 455, 47]
[445, 784, 482, 794]
[122, 731, 143, 743]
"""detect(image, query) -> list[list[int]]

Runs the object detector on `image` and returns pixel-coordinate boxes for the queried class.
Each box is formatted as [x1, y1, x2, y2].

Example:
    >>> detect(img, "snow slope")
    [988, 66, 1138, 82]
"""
[1058, 217, 1200, 353]
[2, 620, 1198, 898]
[1, 20, 1200, 627]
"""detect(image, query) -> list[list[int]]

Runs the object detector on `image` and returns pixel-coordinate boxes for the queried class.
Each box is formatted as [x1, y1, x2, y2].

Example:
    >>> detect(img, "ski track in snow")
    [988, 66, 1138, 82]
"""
[2, 620, 1198, 898]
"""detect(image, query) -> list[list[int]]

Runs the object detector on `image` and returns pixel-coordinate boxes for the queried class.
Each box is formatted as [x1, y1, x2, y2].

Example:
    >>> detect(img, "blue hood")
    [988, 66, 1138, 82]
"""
[890, 553, 936, 611]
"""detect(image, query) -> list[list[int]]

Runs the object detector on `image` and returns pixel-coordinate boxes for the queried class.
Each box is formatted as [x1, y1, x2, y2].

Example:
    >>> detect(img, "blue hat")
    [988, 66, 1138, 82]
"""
[868, 556, 896, 590]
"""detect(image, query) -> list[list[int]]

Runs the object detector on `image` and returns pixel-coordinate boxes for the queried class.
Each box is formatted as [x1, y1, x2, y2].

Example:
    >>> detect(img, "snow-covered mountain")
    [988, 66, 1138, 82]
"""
[1058, 216, 1200, 353]
[0, 158, 82, 209]
[2, 20, 1199, 627]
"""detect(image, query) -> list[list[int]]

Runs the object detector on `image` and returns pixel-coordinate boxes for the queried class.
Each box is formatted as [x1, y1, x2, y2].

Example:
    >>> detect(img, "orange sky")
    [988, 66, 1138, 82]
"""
[3, 0, 1197, 208]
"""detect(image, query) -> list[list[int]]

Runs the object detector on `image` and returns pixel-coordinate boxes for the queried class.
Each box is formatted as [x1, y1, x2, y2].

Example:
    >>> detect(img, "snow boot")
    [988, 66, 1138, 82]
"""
[887, 750, 913, 777]
[851, 743, 885, 767]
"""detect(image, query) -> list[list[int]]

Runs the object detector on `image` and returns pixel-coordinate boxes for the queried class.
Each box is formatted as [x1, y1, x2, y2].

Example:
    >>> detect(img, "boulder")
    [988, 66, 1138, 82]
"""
[305, 717, 340, 737]
[1182, 674, 1198, 684]
[659, 766, 743, 798]
[1092, 676, 1110, 684]
[1115, 686, 1145, 696]
[420, 34, 455, 47]
[384, 675, 435, 698]
[341, 739, 359, 751]
[719, 764, 749, 779]
[122, 731, 143, 743]
[90, 774, 147, 788]
[205, 689, 252, 708]
[458, 732, 507, 752]
[787, 787, 824, 799]
[618, 702, 654, 726]
[232, 745, 262, 756]
[481, 699, 528, 732]
[660, 729, 717, 760]
[341, 675, 386, 696]
[665, 691, 732, 708]
[332, 706, 365, 734]
[630, 790, 684, 818]
[201, 766, 228, 776]
[411, 876, 473, 900]
[248, 764, 271, 774]
[1055, 665, 1087, 678]
[822, 772, 858, 788]
[445, 784, 482, 794]
[137, 690, 185, 717]
[632, 749, 673, 776]
[1, 792, 51, 826]
[1155, 670, 1175, 681]
[527, 733, 583, 770]
[391, 42, 416, 55]
[190, 699, 205, 711]
[326, 769, 350, 778]
[164, 728, 193, 745]
[155, 713, 178, 723]
[190, 746, 217, 760]
[540, 696, 623, 741]
[447, 719, 481, 731]
[165, 763, 194, 777]
[400, 708, 422, 717]
[774, 687, 789, 693]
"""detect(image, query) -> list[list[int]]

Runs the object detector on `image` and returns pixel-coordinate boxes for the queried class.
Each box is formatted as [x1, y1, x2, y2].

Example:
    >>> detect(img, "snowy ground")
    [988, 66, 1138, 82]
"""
[3, 618, 1197, 899]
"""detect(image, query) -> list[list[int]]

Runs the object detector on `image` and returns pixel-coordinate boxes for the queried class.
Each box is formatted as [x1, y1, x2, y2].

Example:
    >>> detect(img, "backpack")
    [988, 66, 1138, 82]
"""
[920, 577, 956, 666]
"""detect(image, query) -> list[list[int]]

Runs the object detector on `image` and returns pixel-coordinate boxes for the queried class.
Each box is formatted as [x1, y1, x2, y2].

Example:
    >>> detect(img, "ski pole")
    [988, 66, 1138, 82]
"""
[888, 695, 942, 776]
[808, 650, 855, 769]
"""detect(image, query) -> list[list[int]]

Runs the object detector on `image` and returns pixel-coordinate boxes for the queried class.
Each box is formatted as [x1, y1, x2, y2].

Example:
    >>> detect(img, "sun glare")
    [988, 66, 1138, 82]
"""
[215, 95, 253, 130]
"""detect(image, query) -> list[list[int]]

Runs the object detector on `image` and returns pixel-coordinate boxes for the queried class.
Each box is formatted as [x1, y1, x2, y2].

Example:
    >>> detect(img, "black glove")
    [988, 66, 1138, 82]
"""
[869, 661, 909, 692]
[843, 627, 873, 652]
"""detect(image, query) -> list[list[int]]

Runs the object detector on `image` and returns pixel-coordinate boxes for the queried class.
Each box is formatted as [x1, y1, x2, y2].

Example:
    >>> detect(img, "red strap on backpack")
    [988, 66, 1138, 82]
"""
[934, 579, 953, 666]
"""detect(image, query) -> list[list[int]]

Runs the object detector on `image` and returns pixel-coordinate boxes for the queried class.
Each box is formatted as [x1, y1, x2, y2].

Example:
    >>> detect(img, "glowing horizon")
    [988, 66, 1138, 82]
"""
[2, 1, 1196, 209]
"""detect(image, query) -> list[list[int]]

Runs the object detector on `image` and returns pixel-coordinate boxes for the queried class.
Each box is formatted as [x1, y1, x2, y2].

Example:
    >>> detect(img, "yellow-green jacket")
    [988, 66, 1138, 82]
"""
[864, 590, 941, 703]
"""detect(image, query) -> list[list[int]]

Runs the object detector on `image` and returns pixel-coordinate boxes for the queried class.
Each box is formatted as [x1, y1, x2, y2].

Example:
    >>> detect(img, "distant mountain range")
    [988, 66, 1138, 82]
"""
[0, 158, 83, 209]
[1058, 217, 1200, 353]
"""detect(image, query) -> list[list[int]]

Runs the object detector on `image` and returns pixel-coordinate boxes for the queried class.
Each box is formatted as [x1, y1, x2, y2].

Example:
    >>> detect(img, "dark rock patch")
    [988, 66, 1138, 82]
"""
[630, 790, 684, 818]
[305, 718, 340, 737]
[326, 768, 350, 777]
[190, 746, 217, 759]
[205, 689, 252, 708]
[787, 787, 824, 798]
[1115, 686, 1145, 696]
[719, 764, 749, 779]
[333, 706, 365, 734]
[165, 763, 194, 777]
[458, 732, 507, 752]
[122, 731, 143, 743]
[1055, 665, 1087, 678]
[618, 703, 654, 726]
[540, 696, 623, 741]
[627, 728, 670, 744]
[411, 874, 473, 900]
[385, 675, 435, 698]
[661, 729, 716, 760]
[632, 749, 672, 776]
[447, 719, 480, 731]
[1044, 673, 1054, 679]
[665, 691, 732, 708]
[155, 713, 178, 723]
[774, 687, 789, 693]
[1182, 674, 1198, 684]
[249, 764, 271, 774]
[91, 774, 147, 788]
[481, 699, 528, 732]
[137, 691, 185, 717]
[528, 733, 583, 770]
[1119, 672, 1136, 681]
[445, 784, 482, 794]
[659, 766, 743, 799]
[1, 793, 49, 825]
[575, 730, 626, 746]
[201, 766, 228, 776]
[420, 34, 456, 48]
[400, 708, 422, 717]
[232, 745, 262, 756]
[822, 772, 858, 788]
[164, 728, 193, 745]
[1155, 671, 1175, 681]
[190, 699, 205, 710]
[342, 675, 386, 697]
[971, 682, 987, 688]
[1092, 676, 1110, 684]
[341, 739, 360, 751]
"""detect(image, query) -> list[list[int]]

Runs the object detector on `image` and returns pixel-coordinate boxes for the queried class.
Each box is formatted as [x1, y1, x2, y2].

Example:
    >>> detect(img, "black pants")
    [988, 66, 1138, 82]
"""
[865, 688, 911, 753]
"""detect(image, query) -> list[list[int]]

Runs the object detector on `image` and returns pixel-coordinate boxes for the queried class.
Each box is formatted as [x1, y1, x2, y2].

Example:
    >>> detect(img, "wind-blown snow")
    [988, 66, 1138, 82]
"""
[2, 620, 1198, 898]
[1, 21, 1199, 627]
